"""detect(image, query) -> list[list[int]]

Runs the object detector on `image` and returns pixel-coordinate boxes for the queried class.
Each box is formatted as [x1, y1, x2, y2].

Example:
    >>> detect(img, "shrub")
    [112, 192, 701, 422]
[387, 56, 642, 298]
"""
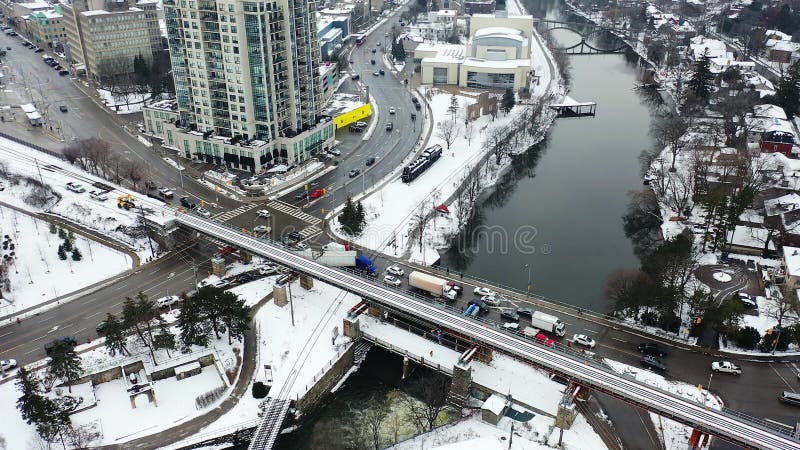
[252, 381, 269, 399]
[758, 330, 792, 353]
[735, 326, 760, 350]
[195, 385, 226, 409]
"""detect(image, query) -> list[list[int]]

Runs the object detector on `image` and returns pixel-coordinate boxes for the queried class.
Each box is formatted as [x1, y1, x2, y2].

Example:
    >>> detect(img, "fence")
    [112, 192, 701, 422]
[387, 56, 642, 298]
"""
[294, 343, 353, 399]
[0, 129, 65, 161]
[362, 331, 453, 375]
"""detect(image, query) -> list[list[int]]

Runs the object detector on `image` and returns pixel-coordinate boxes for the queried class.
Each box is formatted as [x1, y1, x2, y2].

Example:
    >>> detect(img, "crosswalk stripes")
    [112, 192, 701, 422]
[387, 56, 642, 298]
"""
[266, 200, 322, 225]
[298, 225, 323, 241]
[212, 203, 258, 221]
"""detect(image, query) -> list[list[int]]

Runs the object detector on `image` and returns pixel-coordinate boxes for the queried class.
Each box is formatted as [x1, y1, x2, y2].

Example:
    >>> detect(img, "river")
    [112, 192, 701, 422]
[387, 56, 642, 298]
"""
[439, 0, 662, 312]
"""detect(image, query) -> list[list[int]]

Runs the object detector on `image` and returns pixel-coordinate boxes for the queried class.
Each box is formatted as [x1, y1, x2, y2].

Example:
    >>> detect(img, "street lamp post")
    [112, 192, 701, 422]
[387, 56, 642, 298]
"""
[524, 264, 532, 297]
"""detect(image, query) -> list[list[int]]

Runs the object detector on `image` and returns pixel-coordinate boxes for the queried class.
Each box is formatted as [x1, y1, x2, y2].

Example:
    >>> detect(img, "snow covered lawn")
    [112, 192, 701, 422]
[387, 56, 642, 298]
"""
[604, 359, 722, 450]
[96, 89, 150, 114]
[390, 411, 607, 450]
[0, 206, 132, 316]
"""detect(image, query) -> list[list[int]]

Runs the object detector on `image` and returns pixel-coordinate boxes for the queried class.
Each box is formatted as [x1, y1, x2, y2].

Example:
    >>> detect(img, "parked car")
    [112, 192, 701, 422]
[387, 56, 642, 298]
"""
[287, 231, 303, 241]
[386, 265, 404, 276]
[534, 332, 555, 347]
[158, 187, 174, 198]
[641, 356, 667, 372]
[95, 321, 107, 335]
[572, 334, 596, 349]
[388, 107, 396, 114]
[0, 359, 17, 371]
[737, 292, 757, 308]
[446, 282, 463, 295]
[34, 47, 44, 53]
[89, 190, 108, 201]
[503, 322, 520, 331]
[258, 264, 278, 275]
[637, 342, 669, 357]
[467, 299, 491, 313]
[328, 147, 341, 156]
[253, 225, 269, 234]
[294, 191, 308, 200]
[257, 209, 271, 218]
[59, 105, 68, 112]
[309, 188, 325, 199]
[59, 70, 69, 76]
[365, 157, 376, 166]
[712, 361, 742, 375]
[779, 391, 800, 406]
[349, 169, 360, 178]
[379, 69, 385, 75]
[180, 196, 197, 209]
[350, 73, 360, 80]
[195, 207, 211, 217]
[371, 48, 376, 53]
[44, 336, 78, 355]
[156, 295, 180, 308]
[517, 307, 535, 317]
[474, 287, 496, 297]
[370, 59, 375, 65]
[373, 70, 380, 76]
[384, 275, 401, 287]
[236, 273, 258, 283]
[65, 182, 85, 193]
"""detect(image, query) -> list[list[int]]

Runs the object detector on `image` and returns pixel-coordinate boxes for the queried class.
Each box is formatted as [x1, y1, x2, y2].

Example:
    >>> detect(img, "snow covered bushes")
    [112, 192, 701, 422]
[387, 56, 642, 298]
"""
[195, 385, 226, 410]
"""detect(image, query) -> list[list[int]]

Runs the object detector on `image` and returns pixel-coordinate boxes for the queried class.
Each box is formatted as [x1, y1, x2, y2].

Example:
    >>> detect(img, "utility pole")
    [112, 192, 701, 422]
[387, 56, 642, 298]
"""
[287, 278, 295, 326]
[34, 158, 45, 186]
[138, 204, 155, 258]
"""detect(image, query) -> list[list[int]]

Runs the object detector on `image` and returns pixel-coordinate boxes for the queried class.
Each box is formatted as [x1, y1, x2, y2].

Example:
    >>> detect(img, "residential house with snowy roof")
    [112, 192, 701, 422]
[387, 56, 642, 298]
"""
[768, 41, 800, 64]
[781, 246, 800, 290]
[764, 194, 800, 247]
[688, 36, 729, 61]
[744, 104, 799, 157]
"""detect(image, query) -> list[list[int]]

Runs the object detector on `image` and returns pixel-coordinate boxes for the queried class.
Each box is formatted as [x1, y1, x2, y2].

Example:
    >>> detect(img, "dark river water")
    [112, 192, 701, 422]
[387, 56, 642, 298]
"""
[439, 1, 661, 312]
[273, 2, 662, 447]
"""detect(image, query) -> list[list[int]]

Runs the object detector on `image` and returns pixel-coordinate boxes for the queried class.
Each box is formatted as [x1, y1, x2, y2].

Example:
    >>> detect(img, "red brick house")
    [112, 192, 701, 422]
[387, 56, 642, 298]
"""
[761, 131, 795, 156]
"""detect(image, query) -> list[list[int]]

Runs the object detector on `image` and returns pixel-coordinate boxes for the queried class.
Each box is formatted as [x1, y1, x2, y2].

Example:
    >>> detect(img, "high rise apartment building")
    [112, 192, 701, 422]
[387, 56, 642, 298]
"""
[142, 0, 334, 172]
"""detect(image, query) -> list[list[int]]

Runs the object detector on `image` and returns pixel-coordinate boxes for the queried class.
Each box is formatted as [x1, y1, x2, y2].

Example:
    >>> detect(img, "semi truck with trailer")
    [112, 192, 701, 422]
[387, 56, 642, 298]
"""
[408, 271, 457, 300]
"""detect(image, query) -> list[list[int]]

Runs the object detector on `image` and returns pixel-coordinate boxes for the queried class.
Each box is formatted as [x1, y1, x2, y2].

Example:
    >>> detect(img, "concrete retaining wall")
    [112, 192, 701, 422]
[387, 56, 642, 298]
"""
[295, 344, 355, 413]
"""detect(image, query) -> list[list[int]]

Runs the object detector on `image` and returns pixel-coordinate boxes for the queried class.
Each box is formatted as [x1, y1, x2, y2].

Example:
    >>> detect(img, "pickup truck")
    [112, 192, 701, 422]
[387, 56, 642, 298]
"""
[711, 361, 741, 375]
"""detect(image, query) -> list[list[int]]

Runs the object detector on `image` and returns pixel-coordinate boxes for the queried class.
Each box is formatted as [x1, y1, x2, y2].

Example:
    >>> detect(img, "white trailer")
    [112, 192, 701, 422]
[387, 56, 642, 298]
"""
[530, 311, 566, 337]
[408, 271, 457, 300]
[316, 250, 357, 267]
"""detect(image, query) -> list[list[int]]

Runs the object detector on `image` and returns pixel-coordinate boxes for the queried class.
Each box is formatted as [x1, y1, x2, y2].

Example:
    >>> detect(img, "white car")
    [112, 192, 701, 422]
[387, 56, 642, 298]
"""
[195, 207, 211, 218]
[502, 322, 519, 330]
[474, 287, 496, 297]
[712, 361, 742, 374]
[384, 275, 401, 287]
[737, 292, 757, 308]
[481, 295, 500, 307]
[386, 265, 404, 277]
[89, 190, 108, 201]
[258, 264, 278, 275]
[0, 359, 17, 371]
[156, 295, 180, 308]
[292, 242, 309, 251]
[328, 148, 341, 156]
[253, 225, 269, 234]
[257, 209, 271, 218]
[388, 106, 396, 114]
[65, 182, 85, 193]
[158, 187, 174, 198]
[572, 334, 596, 349]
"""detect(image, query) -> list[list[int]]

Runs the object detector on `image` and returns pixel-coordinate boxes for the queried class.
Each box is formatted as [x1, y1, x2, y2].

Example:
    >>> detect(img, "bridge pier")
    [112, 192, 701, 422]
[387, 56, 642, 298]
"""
[402, 356, 415, 380]
[447, 361, 472, 407]
[343, 316, 361, 339]
[273, 283, 288, 307]
[211, 254, 226, 277]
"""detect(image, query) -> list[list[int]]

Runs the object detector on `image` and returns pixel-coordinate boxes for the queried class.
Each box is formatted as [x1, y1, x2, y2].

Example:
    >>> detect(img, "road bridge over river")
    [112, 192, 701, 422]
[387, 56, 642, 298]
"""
[170, 212, 800, 450]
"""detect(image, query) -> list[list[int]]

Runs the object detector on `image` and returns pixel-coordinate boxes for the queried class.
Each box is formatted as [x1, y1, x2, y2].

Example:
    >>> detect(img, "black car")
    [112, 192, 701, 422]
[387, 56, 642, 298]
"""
[44, 336, 78, 355]
[349, 169, 360, 178]
[34, 47, 44, 53]
[638, 342, 669, 357]
[370, 59, 375, 65]
[640, 356, 667, 372]
[371, 48, 376, 53]
[294, 191, 308, 200]
[59, 70, 69, 76]
[468, 299, 491, 313]
[236, 273, 257, 283]
[500, 308, 520, 321]
[517, 307, 535, 317]
[414, 102, 421, 111]
[379, 69, 385, 76]
[180, 196, 197, 209]
[287, 231, 303, 241]
[350, 73, 360, 80]
[365, 157, 375, 166]
[96, 321, 107, 335]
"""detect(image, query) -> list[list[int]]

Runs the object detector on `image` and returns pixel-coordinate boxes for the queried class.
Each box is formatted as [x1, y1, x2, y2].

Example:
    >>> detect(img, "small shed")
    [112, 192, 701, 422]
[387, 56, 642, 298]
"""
[481, 393, 510, 425]
[174, 361, 202, 380]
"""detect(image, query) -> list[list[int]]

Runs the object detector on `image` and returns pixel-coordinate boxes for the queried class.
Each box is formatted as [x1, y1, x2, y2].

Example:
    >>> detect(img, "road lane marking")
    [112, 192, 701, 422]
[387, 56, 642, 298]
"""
[611, 337, 626, 342]
[770, 363, 795, 392]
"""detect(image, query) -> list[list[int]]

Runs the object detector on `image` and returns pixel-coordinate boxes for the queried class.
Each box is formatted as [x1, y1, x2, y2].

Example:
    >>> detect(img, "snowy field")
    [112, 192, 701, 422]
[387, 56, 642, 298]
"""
[0, 135, 168, 260]
[604, 360, 722, 450]
[167, 277, 359, 447]
[390, 410, 606, 450]
[0, 206, 132, 316]
[97, 89, 150, 114]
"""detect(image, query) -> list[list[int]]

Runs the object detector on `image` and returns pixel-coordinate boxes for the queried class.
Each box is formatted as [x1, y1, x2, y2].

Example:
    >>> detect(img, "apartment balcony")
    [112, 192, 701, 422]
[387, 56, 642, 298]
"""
[198, 1, 216, 11]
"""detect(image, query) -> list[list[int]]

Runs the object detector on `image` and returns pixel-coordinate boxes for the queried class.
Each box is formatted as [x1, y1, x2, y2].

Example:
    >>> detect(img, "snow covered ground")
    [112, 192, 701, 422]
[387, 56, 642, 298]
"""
[390, 410, 606, 450]
[97, 89, 150, 114]
[604, 359, 722, 450]
[0, 135, 168, 261]
[0, 206, 132, 317]
[165, 277, 359, 447]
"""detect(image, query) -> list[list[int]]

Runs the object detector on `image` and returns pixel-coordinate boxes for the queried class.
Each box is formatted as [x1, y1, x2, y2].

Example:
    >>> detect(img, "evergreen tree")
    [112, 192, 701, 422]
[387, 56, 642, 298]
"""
[71, 248, 82, 261]
[122, 293, 164, 364]
[16, 367, 71, 444]
[57, 244, 67, 260]
[62, 237, 72, 252]
[16, 367, 43, 425]
[220, 292, 251, 345]
[687, 49, 713, 101]
[767, 60, 800, 118]
[153, 324, 176, 358]
[48, 223, 57, 234]
[57, 228, 66, 240]
[339, 197, 359, 235]
[67, 229, 75, 244]
[102, 313, 130, 356]
[500, 88, 515, 114]
[133, 53, 150, 86]
[194, 286, 228, 339]
[48, 339, 83, 393]
[447, 94, 459, 119]
[356, 201, 366, 233]
[391, 39, 406, 62]
[178, 294, 210, 349]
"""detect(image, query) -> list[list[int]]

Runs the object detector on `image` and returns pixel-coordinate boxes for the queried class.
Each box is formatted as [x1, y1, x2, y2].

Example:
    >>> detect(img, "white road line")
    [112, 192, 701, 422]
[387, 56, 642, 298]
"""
[611, 337, 626, 342]
[770, 363, 796, 392]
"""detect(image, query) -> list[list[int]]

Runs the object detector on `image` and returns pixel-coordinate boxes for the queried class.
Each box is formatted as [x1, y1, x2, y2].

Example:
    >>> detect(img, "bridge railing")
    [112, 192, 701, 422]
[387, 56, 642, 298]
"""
[178, 216, 800, 443]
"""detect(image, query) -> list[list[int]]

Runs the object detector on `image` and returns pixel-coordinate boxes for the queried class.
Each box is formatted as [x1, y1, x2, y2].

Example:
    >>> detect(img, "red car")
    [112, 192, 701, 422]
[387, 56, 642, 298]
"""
[535, 332, 555, 347]
[309, 189, 326, 199]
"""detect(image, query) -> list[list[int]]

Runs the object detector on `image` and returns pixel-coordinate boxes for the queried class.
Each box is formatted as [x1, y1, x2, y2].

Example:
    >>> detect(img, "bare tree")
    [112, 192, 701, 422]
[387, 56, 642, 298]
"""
[765, 285, 800, 329]
[402, 373, 451, 432]
[665, 169, 694, 216]
[408, 201, 432, 253]
[359, 405, 388, 449]
[125, 160, 145, 191]
[651, 111, 688, 171]
[436, 118, 458, 151]
[485, 125, 511, 165]
[87, 138, 111, 178]
[463, 120, 474, 146]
